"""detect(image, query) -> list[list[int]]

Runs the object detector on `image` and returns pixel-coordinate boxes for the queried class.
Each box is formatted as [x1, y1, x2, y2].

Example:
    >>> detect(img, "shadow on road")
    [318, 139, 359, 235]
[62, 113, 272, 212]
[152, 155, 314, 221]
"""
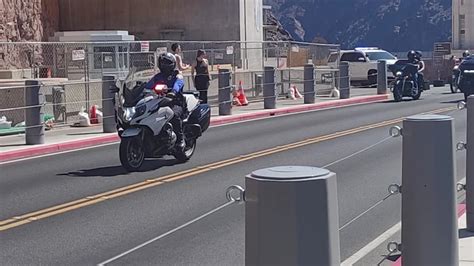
[440, 99, 464, 104]
[57, 158, 181, 177]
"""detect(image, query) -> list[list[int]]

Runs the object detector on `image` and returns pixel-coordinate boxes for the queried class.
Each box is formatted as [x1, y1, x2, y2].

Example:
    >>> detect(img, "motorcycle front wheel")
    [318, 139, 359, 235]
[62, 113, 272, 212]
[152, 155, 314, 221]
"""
[393, 85, 403, 102]
[450, 78, 458, 93]
[120, 137, 145, 172]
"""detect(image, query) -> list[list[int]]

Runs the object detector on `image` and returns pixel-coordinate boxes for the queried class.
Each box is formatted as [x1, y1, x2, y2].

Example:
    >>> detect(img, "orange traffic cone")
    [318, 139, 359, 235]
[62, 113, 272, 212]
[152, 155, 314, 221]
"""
[237, 81, 249, 106]
[90, 105, 99, 124]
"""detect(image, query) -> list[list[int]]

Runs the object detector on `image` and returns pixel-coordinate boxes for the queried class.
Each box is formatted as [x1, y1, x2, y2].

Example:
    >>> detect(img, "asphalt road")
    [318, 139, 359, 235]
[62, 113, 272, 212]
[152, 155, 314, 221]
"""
[0, 87, 468, 265]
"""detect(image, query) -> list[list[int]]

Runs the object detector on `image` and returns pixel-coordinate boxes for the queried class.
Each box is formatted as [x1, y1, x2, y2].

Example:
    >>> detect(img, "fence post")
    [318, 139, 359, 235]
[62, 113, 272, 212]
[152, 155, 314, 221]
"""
[401, 114, 458, 266]
[377, 60, 388, 95]
[245, 166, 340, 266]
[467, 95, 474, 232]
[25, 80, 44, 145]
[339, 61, 350, 99]
[218, 69, 232, 116]
[102, 76, 117, 133]
[304, 64, 315, 104]
[263, 66, 276, 109]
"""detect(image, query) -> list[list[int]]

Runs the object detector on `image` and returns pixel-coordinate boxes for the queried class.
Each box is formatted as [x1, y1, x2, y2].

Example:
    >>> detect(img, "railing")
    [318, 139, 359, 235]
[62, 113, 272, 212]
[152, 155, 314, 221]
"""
[0, 63, 349, 143]
[0, 40, 340, 80]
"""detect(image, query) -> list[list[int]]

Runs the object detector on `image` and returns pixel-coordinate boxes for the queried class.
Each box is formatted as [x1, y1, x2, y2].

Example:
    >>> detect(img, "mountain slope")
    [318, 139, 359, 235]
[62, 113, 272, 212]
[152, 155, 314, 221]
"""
[265, 0, 452, 51]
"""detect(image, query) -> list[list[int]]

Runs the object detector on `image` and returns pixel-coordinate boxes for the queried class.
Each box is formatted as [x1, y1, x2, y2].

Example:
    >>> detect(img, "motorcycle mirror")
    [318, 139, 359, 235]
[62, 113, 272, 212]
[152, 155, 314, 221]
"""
[109, 85, 120, 94]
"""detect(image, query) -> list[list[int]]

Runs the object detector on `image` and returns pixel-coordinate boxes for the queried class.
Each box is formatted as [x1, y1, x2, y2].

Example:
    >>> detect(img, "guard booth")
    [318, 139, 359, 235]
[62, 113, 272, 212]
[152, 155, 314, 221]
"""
[49, 31, 135, 80]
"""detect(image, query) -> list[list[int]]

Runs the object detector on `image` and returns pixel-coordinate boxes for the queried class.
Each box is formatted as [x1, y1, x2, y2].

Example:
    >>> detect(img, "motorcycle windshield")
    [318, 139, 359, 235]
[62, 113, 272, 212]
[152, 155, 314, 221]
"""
[388, 60, 418, 76]
[123, 82, 147, 107]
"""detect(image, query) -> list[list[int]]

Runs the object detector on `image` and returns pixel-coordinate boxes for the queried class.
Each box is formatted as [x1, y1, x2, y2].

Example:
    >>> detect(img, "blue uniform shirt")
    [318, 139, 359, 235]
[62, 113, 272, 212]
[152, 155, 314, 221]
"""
[145, 73, 184, 94]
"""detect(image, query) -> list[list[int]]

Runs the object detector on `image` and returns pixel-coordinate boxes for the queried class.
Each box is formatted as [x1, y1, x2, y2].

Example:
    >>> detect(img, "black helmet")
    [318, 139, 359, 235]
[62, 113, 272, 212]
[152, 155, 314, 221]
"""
[407, 50, 416, 60]
[463, 50, 470, 58]
[158, 52, 177, 76]
[415, 51, 422, 59]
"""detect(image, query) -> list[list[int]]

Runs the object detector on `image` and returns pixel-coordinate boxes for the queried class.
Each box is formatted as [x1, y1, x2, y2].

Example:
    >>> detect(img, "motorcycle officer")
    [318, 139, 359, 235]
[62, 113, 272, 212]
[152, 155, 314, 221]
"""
[462, 50, 471, 62]
[145, 53, 186, 150]
[407, 50, 422, 91]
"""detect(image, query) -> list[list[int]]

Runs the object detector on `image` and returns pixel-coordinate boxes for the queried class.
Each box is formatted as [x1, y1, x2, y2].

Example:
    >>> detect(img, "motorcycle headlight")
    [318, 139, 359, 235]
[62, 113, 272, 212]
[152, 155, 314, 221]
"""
[123, 107, 136, 122]
[133, 105, 147, 119]
[396, 71, 403, 77]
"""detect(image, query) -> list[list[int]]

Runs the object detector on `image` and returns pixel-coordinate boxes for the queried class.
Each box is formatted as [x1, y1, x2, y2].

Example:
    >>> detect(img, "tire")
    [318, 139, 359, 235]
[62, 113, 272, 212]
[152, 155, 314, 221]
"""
[393, 84, 403, 102]
[119, 137, 145, 172]
[174, 138, 197, 162]
[433, 80, 445, 87]
[368, 70, 377, 86]
[413, 89, 422, 100]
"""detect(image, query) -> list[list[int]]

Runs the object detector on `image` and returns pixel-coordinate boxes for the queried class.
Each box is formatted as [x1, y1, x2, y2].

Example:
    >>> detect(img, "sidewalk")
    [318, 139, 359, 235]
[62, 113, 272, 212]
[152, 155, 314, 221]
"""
[0, 88, 388, 162]
[393, 204, 474, 266]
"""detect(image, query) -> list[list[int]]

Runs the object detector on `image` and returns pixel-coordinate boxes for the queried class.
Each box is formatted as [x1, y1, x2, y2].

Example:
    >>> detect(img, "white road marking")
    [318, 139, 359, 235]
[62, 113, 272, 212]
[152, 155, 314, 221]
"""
[341, 222, 401, 266]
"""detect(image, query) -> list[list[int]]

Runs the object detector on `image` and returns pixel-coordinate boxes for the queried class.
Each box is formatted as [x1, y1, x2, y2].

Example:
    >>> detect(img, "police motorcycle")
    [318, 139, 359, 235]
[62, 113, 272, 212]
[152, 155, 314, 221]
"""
[110, 69, 211, 171]
[457, 55, 474, 101]
[388, 60, 423, 102]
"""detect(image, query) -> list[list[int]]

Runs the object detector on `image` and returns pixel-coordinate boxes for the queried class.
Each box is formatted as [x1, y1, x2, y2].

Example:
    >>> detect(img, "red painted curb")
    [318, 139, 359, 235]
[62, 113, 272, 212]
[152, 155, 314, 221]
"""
[210, 94, 389, 126]
[0, 135, 119, 162]
[0, 94, 388, 163]
[392, 203, 467, 266]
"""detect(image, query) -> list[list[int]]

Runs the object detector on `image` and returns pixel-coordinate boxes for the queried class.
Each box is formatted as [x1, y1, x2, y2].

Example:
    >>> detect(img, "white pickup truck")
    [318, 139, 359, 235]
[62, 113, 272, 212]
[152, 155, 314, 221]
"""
[328, 48, 397, 85]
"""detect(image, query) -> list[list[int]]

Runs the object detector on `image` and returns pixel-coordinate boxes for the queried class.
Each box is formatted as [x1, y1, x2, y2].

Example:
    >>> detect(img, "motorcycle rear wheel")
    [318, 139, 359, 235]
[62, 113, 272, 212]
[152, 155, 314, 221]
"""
[174, 138, 196, 162]
[120, 137, 145, 172]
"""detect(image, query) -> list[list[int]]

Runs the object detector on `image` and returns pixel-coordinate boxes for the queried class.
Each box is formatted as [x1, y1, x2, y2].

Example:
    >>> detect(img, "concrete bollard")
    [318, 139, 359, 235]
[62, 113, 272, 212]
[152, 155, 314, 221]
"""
[401, 114, 458, 266]
[304, 64, 315, 104]
[245, 166, 340, 266]
[339, 62, 350, 99]
[377, 60, 388, 95]
[218, 69, 232, 116]
[102, 76, 117, 133]
[263, 66, 276, 109]
[25, 80, 44, 145]
[467, 96, 474, 232]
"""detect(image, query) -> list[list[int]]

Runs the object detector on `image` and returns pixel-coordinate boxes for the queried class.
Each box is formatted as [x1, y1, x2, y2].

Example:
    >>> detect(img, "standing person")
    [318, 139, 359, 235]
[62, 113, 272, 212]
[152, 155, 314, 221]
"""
[191, 49, 211, 104]
[171, 43, 190, 73]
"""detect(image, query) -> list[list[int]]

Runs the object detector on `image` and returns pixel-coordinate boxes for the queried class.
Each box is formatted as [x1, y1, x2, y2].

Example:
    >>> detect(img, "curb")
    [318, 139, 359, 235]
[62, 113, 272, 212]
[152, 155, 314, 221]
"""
[0, 94, 388, 163]
[392, 203, 467, 266]
[211, 94, 389, 126]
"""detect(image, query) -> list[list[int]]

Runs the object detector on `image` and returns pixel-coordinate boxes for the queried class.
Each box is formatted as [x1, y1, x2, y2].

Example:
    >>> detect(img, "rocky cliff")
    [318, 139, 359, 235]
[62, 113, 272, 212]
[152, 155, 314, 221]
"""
[0, 0, 59, 69]
[265, 0, 452, 51]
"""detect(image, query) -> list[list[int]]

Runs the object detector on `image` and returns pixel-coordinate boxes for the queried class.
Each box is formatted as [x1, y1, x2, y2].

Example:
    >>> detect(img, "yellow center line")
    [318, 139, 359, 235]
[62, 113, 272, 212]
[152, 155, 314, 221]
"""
[0, 107, 457, 231]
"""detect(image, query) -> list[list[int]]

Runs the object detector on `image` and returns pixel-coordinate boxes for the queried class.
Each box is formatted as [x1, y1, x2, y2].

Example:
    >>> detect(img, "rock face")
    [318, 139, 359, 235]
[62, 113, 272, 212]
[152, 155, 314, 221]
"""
[0, 0, 59, 69]
[265, 0, 452, 51]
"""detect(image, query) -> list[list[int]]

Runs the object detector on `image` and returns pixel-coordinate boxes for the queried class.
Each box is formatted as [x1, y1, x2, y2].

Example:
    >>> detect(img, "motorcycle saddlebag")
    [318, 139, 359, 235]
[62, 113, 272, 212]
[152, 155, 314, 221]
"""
[188, 104, 211, 133]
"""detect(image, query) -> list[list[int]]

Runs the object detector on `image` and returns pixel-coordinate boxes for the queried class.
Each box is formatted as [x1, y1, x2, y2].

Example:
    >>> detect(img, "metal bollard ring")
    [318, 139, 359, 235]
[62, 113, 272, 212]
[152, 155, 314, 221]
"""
[457, 183, 466, 192]
[389, 126, 402, 138]
[388, 184, 402, 195]
[456, 142, 467, 151]
[387, 242, 401, 253]
[226, 185, 245, 203]
[457, 101, 467, 110]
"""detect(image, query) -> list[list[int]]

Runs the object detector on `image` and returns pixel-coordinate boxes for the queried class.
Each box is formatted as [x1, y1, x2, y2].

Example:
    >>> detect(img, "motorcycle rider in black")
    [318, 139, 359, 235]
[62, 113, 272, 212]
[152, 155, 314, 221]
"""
[407, 50, 422, 94]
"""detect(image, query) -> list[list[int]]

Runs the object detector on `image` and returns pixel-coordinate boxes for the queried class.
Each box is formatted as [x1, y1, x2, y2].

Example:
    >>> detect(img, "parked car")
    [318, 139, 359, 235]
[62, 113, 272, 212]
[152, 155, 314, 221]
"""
[328, 47, 397, 85]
